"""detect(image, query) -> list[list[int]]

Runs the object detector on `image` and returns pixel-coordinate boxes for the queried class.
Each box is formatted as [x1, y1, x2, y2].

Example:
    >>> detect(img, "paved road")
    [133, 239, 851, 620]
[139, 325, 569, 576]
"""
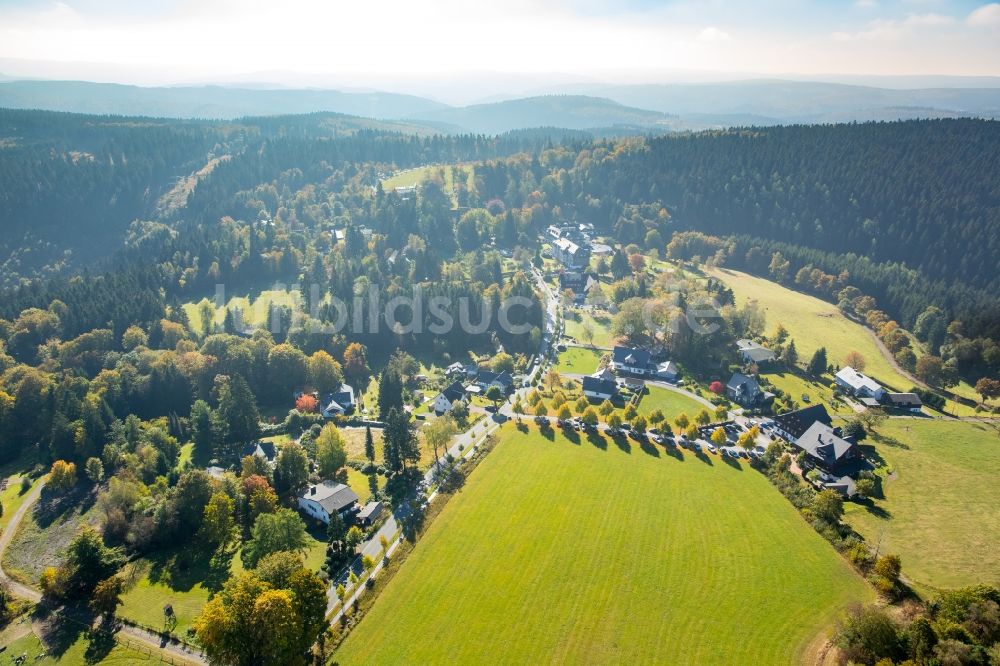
[0, 478, 206, 665]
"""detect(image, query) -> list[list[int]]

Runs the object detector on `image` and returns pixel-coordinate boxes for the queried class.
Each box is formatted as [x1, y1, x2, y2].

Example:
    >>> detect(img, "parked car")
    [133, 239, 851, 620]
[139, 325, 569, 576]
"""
[706, 444, 717, 454]
[534, 416, 548, 425]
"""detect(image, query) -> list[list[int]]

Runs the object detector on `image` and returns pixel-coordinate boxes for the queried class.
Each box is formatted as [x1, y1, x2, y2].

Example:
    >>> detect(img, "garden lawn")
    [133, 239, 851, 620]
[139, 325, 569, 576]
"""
[638, 385, 708, 423]
[552, 347, 604, 375]
[564, 309, 615, 348]
[761, 370, 855, 416]
[843, 419, 1000, 591]
[335, 424, 871, 665]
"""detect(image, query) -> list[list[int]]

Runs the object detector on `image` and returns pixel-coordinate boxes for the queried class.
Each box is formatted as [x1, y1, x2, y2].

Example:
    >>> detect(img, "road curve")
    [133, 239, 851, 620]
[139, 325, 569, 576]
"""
[0, 477, 206, 665]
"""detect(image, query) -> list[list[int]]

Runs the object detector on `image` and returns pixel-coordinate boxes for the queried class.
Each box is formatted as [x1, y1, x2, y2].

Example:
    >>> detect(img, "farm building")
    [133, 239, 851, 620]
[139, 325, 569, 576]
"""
[835, 367, 886, 400]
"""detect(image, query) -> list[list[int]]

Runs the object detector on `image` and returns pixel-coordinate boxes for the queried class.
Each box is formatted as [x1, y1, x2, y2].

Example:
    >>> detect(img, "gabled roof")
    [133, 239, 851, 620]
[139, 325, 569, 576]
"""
[322, 384, 355, 414]
[302, 481, 359, 516]
[657, 361, 678, 375]
[477, 370, 513, 388]
[591, 367, 616, 382]
[796, 422, 857, 468]
[241, 441, 277, 461]
[835, 366, 883, 393]
[440, 380, 466, 403]
[886, 392, 922, 407]
[582, 376, 618, 396]
[736, 339, 777, 363]
[772, 404, 832, 440]
[612, 346, 652, 369]
[726, 372, 759, 393]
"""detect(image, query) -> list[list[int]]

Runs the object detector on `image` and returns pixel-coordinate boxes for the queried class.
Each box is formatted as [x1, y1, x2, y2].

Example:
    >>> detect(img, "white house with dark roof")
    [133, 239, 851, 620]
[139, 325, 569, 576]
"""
[726, 373, 774, 408]
[552, 237, 591, 269]
[321, 384, 356, 418]
[611, 346, 656, 376]
[298, 481, 360, 525]
[582, 376, 619, 401]
[835, 367, 886, 400]
[736, 339, 777, 365]
[433, 380, 468, 414]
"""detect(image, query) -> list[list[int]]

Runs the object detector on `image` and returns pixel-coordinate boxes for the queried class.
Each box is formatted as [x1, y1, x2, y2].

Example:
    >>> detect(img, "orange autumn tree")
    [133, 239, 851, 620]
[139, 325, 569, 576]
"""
[295, 393, 318, 413]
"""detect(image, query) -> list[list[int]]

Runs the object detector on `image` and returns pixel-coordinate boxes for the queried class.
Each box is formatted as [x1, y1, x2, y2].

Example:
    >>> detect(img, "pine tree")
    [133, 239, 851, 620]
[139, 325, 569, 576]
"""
[364, 426, 375, 463]
[807, 347, 828, 376]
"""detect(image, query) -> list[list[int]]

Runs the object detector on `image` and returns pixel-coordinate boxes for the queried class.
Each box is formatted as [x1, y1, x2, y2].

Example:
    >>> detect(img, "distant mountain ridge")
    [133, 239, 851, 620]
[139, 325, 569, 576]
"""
[0, 80, 449, 120]
[408, 95, 675, 135]
[0, 78, 998, 132]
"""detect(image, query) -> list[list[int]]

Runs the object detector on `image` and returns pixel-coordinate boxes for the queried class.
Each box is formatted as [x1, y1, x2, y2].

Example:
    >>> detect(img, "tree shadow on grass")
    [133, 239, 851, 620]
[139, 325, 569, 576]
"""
[587, 432, 607, 450]
[663, 445, 684, 461]
[83, 627, 117, 664]
[693, 449, 713, 465]
[33, 483, 98, 530]
[719, 454, 744, 471]
[32, 607, 89, 659]
[638, 439, 660, 458]
[858, 499, 892, 519]
[144, 544, 235, 595]
[611, 434, 632, 454]
[562, 429, 581, 446]
[539, 425, 555, 441]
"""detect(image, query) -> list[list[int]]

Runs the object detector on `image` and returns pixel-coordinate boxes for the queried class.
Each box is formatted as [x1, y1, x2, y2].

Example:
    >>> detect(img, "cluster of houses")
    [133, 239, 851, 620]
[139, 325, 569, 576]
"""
[545, 223, 611, 269]
[768, 404, 866, 497]
[431, 362, 515, 415]
[834, 366, 923, 413]
[577, 345, 681, 402]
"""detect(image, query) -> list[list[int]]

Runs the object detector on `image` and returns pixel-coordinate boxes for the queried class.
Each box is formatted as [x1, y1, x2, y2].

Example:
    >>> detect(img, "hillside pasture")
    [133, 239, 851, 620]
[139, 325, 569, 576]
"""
[334, 424, 871, 664]
[843, 418, 1000, 591]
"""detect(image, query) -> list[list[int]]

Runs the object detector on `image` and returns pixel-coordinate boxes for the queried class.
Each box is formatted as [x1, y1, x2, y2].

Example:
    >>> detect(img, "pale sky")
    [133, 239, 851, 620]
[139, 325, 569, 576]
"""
[0, 0, 998, 86]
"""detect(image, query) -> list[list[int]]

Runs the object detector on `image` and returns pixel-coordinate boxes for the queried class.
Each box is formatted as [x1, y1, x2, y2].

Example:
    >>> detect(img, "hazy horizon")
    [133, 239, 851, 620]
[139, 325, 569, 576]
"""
[1, 0, 998, 105]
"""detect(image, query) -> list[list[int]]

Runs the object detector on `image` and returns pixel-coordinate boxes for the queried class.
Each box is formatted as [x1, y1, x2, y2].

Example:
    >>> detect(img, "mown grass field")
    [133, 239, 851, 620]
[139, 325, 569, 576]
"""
[334, 425, 871, 664]
[0, 624, 162, 665]
[843, 419, 1000, 591]
[638, 385, 708, 422]
[552, 346, 605, 375]
[564, 309, 615, 348]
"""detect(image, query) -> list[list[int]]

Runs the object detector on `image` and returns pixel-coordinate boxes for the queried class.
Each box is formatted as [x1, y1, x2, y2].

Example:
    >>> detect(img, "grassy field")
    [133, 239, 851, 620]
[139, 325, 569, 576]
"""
[380, 165, 474, 207]
[0, 622, 163, 665]
[564, 309, 615, 348]
[0, 473, 41, 535]
[843, 419, 1000, 591]
[2, 486, 101, 586]
[762, 370, 855, 416]
[552, 346, 605, 375]
[334, 425, 871, 664]
[707, 268, 911, 388]
[182, 288, 298, 335]
[638, 385, 708, 422]
[706, 267, 995, 416]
